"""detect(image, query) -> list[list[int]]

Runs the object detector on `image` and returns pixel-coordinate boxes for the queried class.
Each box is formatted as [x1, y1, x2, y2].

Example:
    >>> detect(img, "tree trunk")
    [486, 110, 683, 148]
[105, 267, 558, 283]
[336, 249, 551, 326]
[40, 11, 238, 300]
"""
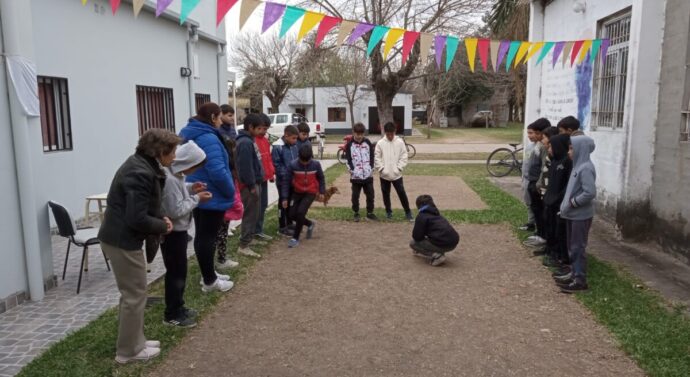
[268, 97, 281, 114]
[374, 88, 396, 135]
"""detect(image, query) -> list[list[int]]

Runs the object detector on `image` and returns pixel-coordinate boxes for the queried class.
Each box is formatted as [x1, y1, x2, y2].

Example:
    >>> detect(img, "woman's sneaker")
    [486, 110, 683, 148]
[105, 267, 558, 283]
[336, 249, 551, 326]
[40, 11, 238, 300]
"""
[306, 222, 316, 239]
[216, 259, 239, 270]
[288, 238, 299, 248]
[238, 246, 261, 258]
[163, 312, 197, 328]
[115, 347, 160, 364]
[201, 279, 234, 293]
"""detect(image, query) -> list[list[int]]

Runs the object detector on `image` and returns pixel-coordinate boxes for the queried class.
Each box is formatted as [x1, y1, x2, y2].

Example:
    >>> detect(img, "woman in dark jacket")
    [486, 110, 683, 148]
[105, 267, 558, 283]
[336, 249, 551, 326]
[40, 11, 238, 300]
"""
[98, 129, 178, 364]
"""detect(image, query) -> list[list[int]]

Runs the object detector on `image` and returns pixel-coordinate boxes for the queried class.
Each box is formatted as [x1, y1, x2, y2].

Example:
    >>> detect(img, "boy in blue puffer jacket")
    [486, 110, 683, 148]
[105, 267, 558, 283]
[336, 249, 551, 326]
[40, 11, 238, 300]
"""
[272, 125, 300, 236]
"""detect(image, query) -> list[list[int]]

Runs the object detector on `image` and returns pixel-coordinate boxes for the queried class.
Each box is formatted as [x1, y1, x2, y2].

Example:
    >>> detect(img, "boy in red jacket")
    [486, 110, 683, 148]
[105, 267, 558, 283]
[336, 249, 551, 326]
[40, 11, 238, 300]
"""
[281, 145, 325, 248]
[256, 114, 276, 241]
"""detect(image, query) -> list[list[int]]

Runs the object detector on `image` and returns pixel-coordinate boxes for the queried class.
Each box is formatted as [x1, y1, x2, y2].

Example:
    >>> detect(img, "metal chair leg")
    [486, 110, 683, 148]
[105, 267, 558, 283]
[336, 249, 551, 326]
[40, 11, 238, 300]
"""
[77, 246, 87, 294]
[62, 242, 71, 280]
[101, 248, 111, 271]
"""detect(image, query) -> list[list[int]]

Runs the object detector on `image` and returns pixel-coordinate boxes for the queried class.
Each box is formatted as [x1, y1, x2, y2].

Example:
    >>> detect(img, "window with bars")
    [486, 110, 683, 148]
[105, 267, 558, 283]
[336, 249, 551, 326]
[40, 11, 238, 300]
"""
[195, 93, 211, 111]
[136, 86, 176, 136]
[38, 76, 73, 152]
[328, 107, 346, 122]
[591, 11, 631, 129]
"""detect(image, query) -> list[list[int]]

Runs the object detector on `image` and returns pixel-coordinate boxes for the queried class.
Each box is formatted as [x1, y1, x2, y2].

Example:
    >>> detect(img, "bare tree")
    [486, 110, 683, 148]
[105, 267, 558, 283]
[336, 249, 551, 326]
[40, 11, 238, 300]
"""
[305, 0, 491, 128]
[322, 48, 370, 127]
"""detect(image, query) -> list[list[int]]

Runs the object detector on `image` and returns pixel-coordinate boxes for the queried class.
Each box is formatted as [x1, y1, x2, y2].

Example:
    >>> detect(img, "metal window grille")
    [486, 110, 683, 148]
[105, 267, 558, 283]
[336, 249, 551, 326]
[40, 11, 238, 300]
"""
[328, 107, 346, 122]
[591, 11, 631, 129]
[195, 93, 211, 111]
[38, 76, 73, 152]
[136, 86, 176, 136]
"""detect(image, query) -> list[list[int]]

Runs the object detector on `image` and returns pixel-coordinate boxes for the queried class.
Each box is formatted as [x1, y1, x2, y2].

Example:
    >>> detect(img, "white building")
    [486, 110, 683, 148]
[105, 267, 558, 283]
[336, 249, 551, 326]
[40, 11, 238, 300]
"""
[263, 86, 413, 135]
[525, 0, 690, 263]
[0, 0, 228, 311]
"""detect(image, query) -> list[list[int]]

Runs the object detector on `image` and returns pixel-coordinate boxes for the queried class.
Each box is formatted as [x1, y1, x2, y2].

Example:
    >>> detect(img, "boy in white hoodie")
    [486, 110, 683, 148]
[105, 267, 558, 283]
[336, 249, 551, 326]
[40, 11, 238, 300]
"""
[375, 122, 413, 221]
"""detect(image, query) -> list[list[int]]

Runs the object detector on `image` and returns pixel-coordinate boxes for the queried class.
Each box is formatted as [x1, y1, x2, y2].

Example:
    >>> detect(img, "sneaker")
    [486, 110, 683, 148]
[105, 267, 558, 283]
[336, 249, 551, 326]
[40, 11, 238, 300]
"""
[556, 279, 574, 288]
[405, 212, 414, 222]
[288, 238, 299, 248]
[278, 227, 292, 237]
[430, 253, 446, 266]
[199, 271, 231, 286]
[386, 211, 393, 219]
[201, 279, 234, 293]
[532, 248, 547, 256]
[527, 235, 546, 244]
[227, 227, 234, 236]
[353, 213, 361, 222]
[145, 340, 160, 348]
[182, 307, 198, 319]
[255, 233, 273, 241]
[163, 313, 197, 328]
[306, 221, 316, 239]
[560, 281, 588, 293]
[552, 267, 571, 277]
[216, 259, 239, 270]
[518, 223, 536, 231]
[238, 246, 261, 258]
[115, 347, 160, 364]
[554, 272, 573, 282]
[366, 213, 379, 221]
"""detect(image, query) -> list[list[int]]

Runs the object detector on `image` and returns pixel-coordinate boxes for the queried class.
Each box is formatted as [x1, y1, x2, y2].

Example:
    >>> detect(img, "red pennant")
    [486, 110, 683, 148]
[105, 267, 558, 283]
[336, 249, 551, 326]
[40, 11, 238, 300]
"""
[217, 0, 239, 26]
[570, 40, 584, 66]
[110, 0, 121, 14]
[401, 31, 420, 65]
[478, 39, 490, 71]
[315, 16, 341, 47]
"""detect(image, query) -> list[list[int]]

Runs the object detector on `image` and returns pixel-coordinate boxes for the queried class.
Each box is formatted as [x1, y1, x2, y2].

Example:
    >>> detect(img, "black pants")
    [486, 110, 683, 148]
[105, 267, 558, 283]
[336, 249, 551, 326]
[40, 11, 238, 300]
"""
[276, 178, 293, 229]
[192, 208, 225, 285]
[289, 192, 315, 240]
[527, 181, 545, 238]
[545, 204, 569, 264]
[380, 177, 411, 214]
[160, 231, 188, 319]
[351, 180, 375, 214]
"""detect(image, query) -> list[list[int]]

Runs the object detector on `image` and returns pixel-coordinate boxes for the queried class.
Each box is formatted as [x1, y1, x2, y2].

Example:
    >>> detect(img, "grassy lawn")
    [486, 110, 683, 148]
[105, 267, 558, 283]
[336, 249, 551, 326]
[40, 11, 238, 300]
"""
[19, 164, 690, 377]
[413, 122, 524, 143]
[320, 152, 490, 161]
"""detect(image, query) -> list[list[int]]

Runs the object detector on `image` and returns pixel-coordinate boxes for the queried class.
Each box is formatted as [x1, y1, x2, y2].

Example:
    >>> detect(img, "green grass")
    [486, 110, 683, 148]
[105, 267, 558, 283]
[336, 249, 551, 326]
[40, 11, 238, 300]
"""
[413, 122, 524, 143]
[319, 152, 490, 161]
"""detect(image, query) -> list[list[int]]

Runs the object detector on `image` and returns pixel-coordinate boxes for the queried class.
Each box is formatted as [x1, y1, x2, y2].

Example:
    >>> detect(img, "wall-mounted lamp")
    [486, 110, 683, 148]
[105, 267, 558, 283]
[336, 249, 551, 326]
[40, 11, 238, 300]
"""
[573, 0, 586, 13]
[180, 67, 192, 77]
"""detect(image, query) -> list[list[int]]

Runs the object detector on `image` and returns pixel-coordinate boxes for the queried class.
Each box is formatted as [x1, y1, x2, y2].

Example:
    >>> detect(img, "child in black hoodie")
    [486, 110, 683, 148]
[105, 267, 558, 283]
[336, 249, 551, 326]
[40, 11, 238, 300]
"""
[543, 134, 572, 268]
[410, 195, 460, 266]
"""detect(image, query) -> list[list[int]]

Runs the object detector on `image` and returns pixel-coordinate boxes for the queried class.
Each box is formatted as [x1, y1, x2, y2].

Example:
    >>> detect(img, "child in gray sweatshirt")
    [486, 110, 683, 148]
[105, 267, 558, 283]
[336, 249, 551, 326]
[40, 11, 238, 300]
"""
[556, 135, 596, 293]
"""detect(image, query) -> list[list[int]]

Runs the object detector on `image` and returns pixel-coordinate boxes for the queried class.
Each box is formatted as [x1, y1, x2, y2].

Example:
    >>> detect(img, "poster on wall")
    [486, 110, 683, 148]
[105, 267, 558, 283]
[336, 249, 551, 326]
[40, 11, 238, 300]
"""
[540, 50, 594, 130]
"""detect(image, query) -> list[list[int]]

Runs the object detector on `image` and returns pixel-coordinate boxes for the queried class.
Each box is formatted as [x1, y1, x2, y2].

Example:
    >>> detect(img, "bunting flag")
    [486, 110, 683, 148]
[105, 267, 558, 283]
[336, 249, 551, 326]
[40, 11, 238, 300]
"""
[110, 0, 121, 14]
[599, 39, 610, 66]
[535, 41, 554, 65]
[239, 0, 261, 30]
[562, 41, 574, 67]
[298, 11, 325, 41]
[490, 40, 500, 71]
[569, 40, 584, 66]
[367, 25, 390, 56]
[445, 36, 459, 71]
[181, 0, 201, 24]
[336, 20, 357, 46]
[505, 41, 521, 71]
[348, 22, 375, 44]
[401, 31, 420, 65]
[262, 2, 286, 33]
[156, 0, 173, 17]
[551, 41, 565, 67]
[477, 39, 490, 71]
[464, 38, 478, 72]
[524, 42, 544, 64]
[82, 0, 88, 5]
[589, 39, 602, 65]
[383, 28, 405, 59]
[514, 42, 531, 66]
[577, 39, 592, 65]
[217, 0, 239, 26]
[496, 40, 510, 71]
[279, 6, 305, 37]
[419, 33, 433, 67]
[315, 16, 341, 47]
[434, 35, 446, 69]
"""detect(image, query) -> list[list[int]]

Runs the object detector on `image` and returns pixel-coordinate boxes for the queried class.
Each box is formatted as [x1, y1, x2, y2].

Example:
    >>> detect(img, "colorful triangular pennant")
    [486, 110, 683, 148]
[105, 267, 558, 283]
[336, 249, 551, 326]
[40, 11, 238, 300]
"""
[523, 42, 544, 64]
[562, 41, 574, 67]
[446, 36, 459, 71]
[348, 22, 375, 44]
[401, 31, 420, 65]
[156, 0, 173, 17]
[478, 39, 490, 71]
[280, 6, 306, 38]
[298, 11, 325, 41]
[419, 33, 433, 67]
[535, 41, 554, 65]
[599, 39, 610, 66]
[589, 39, 602, 65]
[180, 0, 201, 24]
[551, 41, 565, 67]
[570, 40, 584, 66]
[336, 20, 357, 46]
[239, 0, 261, 30]
[434, 35, 447, 69]
[490, 40, 500, 71]
[110, 0, 121, 15]
[367, 25, 390, 56]
[505, 41, 521, 71]
[577, 39, 592, 65]
[464, 38, 478, 72]
[82, 0, 88, 5]
[383, 28, 405, 59]
[262, 2, 286, 33]
[496, 40, 510, 71]
[217, 0, 239, 26]
[132, 0, 145, 17]
[315, 16, 341, 47]
[514, 41, 531, 66]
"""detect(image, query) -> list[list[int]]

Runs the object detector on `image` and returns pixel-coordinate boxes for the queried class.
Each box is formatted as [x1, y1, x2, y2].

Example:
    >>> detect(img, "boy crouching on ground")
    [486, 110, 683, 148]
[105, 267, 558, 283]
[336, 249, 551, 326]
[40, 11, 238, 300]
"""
[410, 195, 459, 266]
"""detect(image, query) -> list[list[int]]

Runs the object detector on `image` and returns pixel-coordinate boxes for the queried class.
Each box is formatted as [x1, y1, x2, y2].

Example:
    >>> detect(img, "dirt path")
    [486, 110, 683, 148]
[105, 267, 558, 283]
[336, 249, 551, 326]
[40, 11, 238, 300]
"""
[149, 222, 642, 377]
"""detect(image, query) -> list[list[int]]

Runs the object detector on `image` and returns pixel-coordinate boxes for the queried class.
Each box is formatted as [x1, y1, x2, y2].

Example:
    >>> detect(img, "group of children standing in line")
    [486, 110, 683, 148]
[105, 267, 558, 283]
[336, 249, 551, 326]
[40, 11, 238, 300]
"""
[520, 116, 597, 293]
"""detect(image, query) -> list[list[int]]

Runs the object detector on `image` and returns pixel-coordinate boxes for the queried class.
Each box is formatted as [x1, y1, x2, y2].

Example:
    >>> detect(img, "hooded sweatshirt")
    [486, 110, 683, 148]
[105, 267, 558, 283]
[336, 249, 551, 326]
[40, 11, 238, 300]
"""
[374, 136, 408, 181]
[412, 204, 460, 249]
[560, 136, 596, 220]
[543, 135, 572, 207]
[346, 137, 374, 182]
[235, 130, 264, 189]
[179, 118, 235, 211]
[281, 159, 326, 198]
[161, 141, 206, 231]
[272, 136, 299, 182]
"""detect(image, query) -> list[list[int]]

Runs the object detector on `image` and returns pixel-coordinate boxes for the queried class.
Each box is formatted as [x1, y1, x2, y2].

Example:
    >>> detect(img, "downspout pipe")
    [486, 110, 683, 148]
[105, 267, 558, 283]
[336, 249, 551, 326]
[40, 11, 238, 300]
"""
[0, 0, 45, 301]
[217, 43, 226, 104]
[186, 25, 197, 117]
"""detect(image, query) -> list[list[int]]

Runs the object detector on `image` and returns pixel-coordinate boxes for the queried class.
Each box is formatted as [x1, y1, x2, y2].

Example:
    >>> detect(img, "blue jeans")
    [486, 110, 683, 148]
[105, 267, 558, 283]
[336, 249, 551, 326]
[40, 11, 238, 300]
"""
[255, 180, 269, 234]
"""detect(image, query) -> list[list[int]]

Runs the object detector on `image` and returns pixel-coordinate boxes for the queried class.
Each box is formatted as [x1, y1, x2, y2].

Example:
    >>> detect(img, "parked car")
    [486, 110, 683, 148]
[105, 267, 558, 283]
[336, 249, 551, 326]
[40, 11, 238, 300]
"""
[266, 113, 323, 141]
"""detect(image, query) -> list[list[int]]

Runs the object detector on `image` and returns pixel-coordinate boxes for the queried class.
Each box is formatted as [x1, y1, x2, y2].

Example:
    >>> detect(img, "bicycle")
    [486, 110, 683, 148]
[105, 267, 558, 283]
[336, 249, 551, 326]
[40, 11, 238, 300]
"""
[401, 136, 416, 159]
[316, 132, 326, 160]
[486, 143, 523, 177]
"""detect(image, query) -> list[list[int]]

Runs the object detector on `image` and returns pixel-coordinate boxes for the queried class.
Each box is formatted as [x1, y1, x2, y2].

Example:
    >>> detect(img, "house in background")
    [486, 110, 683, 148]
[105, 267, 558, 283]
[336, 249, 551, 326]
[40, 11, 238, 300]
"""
[263, 86, 413, 135]
[0, 0, 228, 312]
[525, 0, 690, 263]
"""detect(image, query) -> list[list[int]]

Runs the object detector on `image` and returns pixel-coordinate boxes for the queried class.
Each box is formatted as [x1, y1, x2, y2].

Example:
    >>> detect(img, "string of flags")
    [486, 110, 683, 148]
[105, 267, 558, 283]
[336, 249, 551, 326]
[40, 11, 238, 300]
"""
[85, 0, 609, 72]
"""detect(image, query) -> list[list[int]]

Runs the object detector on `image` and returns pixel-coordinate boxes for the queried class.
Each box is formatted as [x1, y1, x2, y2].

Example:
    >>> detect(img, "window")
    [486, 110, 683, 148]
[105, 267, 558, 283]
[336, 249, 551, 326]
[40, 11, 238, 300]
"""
[292, 114, 307, 124]
[591, 11, 631, 129]
[38, 76, 73, 152]
[328, 107, 346, 122]
[136, 86, 176, 135]
[275, 114, 289, 124]
[195, 93, 211, 111]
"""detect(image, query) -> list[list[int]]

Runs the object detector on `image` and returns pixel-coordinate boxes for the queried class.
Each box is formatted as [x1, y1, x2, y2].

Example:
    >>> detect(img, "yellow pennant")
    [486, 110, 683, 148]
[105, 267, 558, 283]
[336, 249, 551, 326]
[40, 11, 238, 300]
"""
[514, 41, 531, 66]
[523, 42, 544, 64]
[298, 11, 325, 41]
[383, 28, 405, 59]
[465, 38, 478, 72]
[577, 39, 593, 65]
[82, 0, 87, 4]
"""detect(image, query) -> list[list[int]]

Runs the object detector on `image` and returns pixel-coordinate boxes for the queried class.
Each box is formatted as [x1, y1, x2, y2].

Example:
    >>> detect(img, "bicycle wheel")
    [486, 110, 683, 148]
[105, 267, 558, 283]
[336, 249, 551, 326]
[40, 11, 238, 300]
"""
[337, 150, 347, 164]
[486, 148, 517, 177]
[406, 143, 416, 158]
[317, 136, 325, 160]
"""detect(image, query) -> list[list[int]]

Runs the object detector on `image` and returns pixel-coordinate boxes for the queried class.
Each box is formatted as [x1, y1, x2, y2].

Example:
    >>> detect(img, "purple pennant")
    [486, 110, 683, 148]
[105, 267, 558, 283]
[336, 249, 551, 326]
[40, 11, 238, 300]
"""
[434, 35, 447, 69]
[551, 41, 566, 68]
[156, 0, 173, 17]
[599, 39, 610, 66]
[495, 40, 510, 71]
[347, 22, 375, 44]
[262, 2, 286, 33]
